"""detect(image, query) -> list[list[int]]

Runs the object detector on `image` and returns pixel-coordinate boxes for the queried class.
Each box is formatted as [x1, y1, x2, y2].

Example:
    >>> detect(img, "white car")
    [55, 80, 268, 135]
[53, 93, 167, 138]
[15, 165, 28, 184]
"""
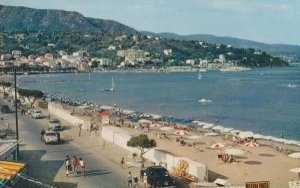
[31, 110, 43, 119]
[44, 131, 59, 144]
[48, 119, 63, 131]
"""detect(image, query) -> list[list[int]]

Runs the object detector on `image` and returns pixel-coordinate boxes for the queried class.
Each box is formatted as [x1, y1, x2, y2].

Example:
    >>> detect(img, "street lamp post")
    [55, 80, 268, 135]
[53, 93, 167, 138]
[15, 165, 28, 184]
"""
[14, 67, 19, 156]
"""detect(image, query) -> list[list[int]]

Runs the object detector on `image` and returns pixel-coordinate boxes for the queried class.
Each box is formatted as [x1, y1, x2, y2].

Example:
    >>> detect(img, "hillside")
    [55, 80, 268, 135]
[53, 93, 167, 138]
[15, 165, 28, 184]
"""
[0, 5, 138, 34]
[142, 31, 300, 60]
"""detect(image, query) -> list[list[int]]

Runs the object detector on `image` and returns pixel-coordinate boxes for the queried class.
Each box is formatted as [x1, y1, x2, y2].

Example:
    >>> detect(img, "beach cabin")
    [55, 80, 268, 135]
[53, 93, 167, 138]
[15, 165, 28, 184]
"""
[99, 110, 110, 125]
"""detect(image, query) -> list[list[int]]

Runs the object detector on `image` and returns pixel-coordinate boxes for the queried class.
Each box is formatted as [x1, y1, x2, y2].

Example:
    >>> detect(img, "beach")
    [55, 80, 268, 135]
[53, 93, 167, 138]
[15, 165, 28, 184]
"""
[44, 100, 300, 188]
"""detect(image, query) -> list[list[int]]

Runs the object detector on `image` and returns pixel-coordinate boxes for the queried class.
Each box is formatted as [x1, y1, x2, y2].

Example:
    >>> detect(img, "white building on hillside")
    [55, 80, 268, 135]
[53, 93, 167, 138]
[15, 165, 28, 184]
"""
[164, 49, 172, 56]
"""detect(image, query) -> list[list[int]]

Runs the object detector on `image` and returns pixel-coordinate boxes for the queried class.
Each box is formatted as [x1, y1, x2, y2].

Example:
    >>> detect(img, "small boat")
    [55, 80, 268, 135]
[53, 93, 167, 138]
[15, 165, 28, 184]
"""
[104, 77, 115, 91]
[288, 83, 297, 88]
[198, 71, 203, 80]
[198, 98, 212, 103]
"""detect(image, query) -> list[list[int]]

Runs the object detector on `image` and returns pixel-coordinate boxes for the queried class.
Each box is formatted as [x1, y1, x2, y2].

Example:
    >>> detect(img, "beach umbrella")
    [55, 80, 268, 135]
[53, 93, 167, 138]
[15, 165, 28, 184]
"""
[160, 127, 174, 131]
[210, 143, 225, 149]
[149, 123, 161, 128]
[174, 130, 189, 136]
[225, 148, 244, 156]
[243, 142, 259, 147]
[187, 135, 202, 140]
[288, 153, 300, 159]
[253, 134, 264, 139]
[202, 123, 214, 129]
[239, 131, 254, 139]
[289, 152, 300, 166]
[290, 168, 300, 173]
[230, 130, 241, 135]
[212, 126, 224, 131]
[205, 132, 219, 136]
[221, 128, 234, 133]
[138, 119, 152, 124]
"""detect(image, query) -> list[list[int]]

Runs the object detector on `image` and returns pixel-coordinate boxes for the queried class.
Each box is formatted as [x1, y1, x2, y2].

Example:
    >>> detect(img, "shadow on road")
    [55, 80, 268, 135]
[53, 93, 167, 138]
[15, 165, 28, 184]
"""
[17, 149, 78, 188]
[84, 169, 112, 177]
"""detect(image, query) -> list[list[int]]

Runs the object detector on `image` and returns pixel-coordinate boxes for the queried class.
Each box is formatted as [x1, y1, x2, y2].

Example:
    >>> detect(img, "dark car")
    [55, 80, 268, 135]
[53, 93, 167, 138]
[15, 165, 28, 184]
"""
[141, 166, 176, 188]
[1, 105, 11, 114]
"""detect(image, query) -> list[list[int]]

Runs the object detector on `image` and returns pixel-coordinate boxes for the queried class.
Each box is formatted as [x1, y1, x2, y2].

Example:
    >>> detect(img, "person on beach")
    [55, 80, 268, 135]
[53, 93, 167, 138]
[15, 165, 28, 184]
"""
[72, 156, 79, 175]
[133, 175, 139, 188]
[127, 171, 133, 187]
[143, 173, 148, 188]
[78, 124, 82, 137]
[79, 158, 85, 177]
[121, 157, 124, 168]
[40, 129, 45, 142]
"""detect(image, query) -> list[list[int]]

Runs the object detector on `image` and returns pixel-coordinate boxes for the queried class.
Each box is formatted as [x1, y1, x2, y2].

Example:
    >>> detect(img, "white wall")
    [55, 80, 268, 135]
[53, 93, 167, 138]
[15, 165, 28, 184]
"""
[101, 126, 207, 181]
[48, 103, 90, 130]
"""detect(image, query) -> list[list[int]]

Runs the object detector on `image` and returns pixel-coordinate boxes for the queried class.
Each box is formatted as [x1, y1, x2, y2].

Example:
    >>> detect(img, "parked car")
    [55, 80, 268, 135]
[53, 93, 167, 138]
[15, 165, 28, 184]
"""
[141, 166, 176, 188]
[44, 131, 59, 144]
[48, 119, 63, 131]
[1, 105, 11, 114]
[31, 110, 43, 119]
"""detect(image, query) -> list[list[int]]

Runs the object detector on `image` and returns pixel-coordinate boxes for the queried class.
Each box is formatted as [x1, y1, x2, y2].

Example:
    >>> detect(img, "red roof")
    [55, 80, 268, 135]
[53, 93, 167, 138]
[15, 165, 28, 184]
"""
[99, 110, 109, 116]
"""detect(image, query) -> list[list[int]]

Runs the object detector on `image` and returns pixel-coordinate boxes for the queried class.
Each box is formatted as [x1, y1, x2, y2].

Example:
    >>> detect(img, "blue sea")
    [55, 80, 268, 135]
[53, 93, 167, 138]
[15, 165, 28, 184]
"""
[19, 67, 300, 140]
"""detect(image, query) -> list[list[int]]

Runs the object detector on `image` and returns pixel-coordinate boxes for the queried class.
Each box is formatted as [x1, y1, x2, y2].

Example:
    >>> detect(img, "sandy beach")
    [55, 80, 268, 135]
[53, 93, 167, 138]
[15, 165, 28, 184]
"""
[51, 101, 300, 188]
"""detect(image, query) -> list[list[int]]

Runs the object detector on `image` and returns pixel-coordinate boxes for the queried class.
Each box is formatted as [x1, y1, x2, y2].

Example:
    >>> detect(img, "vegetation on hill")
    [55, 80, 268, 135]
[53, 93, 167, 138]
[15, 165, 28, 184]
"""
[0, 31, 288, 68]
[0, 5, 138, 34]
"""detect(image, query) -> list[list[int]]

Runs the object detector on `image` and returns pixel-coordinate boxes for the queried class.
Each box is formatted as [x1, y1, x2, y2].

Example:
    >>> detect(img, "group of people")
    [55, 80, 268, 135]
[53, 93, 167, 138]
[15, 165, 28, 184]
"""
[65, 155, 85, 178]
[127, 171, 140, 188]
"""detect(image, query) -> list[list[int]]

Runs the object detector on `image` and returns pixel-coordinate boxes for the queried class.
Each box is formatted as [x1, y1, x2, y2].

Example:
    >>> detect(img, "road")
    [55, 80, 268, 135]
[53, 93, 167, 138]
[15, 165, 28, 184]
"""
[1, 102, 127, 188]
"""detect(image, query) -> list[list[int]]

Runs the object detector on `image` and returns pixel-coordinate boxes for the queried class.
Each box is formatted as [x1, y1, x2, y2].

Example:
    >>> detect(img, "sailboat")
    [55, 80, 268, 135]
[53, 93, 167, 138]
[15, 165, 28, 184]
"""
[198, 71, 203, 80]
[104, 77, 115, 91]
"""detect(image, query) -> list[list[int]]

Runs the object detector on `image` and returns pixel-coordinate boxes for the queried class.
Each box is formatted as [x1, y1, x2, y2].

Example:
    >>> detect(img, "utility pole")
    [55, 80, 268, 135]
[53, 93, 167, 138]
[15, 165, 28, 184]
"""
[14, 67, 19, 155]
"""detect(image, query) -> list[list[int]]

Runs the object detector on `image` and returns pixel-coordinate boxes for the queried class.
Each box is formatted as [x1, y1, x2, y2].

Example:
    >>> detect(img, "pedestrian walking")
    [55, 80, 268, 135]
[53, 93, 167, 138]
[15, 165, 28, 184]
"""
[40, 129, 45, 142]
[133, 175, 139, 188]
[65, 156, 71, 171]
[65, 159, 70, 178]
[127, 171, 133, 187]
[121, 158, 124, 168]
[72, 156, 79, 175]
[79, 158, 85, 177]
[143, 173, 148, 188]
[78, 124, 82, 137]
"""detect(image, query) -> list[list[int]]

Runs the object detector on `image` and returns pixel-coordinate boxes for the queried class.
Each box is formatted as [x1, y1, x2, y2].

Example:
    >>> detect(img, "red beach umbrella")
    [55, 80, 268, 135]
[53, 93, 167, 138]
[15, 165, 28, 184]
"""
[210, 143, 225, 149]
[174, 130, 189, 136]
[243, 142, 259, 147]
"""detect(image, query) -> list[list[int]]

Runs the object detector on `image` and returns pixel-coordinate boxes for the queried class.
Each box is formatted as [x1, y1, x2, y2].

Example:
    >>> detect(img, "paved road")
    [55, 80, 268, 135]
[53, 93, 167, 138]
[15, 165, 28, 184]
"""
[1, 103, 127, 188]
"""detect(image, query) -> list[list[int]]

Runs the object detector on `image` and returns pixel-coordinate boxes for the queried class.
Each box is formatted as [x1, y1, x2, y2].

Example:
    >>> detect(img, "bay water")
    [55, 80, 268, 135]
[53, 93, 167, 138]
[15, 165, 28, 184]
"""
[19, 67, 300, 140]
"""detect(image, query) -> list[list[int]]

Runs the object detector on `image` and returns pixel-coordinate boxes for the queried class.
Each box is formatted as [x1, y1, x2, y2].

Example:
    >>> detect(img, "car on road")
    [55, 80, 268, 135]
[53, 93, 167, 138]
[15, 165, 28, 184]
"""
[44, 131, 59, 144]
[1, 105, 11, 114]
[48, 119, 63, 131]
[141, 166, 176, 188]
[31, 110, 43, 119]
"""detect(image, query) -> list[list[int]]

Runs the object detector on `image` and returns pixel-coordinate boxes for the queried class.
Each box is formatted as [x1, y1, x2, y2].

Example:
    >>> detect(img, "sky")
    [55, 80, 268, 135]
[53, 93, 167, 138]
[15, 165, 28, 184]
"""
[1, 0, 300, 45]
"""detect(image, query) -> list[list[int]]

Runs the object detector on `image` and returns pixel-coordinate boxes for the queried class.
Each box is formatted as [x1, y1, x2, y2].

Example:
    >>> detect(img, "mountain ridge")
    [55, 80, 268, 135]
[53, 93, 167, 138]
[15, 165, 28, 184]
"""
[141, 31, 300, 60]
[0, 4, 138, 34]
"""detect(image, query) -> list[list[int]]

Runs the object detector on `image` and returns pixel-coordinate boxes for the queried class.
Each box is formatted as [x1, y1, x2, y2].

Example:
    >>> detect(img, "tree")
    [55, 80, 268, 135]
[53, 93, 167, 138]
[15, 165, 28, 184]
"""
[0, 75, 13, 95]
[18, 88, 43, 107]
[127, 134, 156, 166]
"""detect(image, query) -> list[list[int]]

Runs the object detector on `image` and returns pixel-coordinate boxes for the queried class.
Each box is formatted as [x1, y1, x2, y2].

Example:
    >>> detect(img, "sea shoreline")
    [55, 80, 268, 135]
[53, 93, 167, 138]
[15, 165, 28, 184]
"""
[44, 92, 300, 148]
